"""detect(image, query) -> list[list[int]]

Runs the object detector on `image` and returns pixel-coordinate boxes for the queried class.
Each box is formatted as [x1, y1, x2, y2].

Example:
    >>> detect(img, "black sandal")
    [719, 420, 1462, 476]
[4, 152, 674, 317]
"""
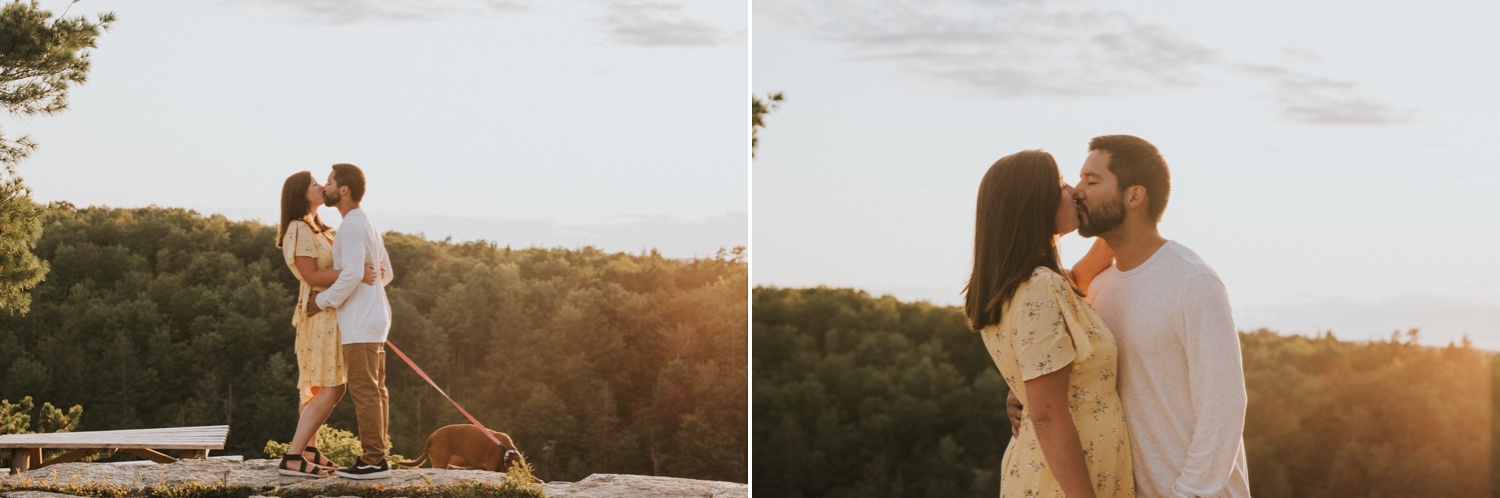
[305, 446, 341, 470]
[278, 454, 330, 477]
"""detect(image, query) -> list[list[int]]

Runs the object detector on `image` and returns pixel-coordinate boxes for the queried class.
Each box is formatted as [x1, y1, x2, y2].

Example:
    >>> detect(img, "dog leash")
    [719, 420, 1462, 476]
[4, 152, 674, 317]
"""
[386, 340, 508, 450]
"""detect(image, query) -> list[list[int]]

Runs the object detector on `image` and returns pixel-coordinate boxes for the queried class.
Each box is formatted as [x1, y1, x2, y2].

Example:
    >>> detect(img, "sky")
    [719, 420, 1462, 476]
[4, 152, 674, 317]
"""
[752, 0, 1500, 348]
[11, 0, 748, 259]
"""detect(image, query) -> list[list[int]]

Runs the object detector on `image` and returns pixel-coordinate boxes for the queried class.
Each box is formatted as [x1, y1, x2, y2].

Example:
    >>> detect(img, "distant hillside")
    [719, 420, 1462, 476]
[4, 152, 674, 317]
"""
[0, 203, 748, 483]
[753, 286, 1489, 497]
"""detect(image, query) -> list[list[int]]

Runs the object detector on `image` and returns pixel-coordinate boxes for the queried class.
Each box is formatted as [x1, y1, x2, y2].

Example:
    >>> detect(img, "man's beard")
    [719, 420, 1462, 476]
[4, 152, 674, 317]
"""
[322, 190, 340, 208]
[1077, 197, 1125, 238]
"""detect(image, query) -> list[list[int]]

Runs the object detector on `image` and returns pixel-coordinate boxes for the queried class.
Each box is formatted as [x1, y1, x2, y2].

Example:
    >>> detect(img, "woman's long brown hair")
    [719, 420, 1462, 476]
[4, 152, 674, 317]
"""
[963, 150, 1065, 331]
[276, 171, 330, 249]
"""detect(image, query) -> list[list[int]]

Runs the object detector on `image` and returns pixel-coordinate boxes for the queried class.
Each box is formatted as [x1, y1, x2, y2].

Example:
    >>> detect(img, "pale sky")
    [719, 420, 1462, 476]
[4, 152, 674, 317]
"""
[753, 0, 1500, 348]
[14, 0, 748, 258]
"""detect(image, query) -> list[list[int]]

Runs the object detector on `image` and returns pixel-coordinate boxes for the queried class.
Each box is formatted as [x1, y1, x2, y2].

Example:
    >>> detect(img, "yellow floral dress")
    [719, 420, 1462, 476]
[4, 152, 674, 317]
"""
[281, 220, 347, 405]
[980, 267, 1133, 497]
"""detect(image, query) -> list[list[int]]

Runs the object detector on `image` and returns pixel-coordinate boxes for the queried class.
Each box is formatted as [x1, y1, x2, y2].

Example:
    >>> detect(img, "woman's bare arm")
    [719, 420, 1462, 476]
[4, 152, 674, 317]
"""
[1024, 363, 1097, 498]
[1069, 238, 1113, 293]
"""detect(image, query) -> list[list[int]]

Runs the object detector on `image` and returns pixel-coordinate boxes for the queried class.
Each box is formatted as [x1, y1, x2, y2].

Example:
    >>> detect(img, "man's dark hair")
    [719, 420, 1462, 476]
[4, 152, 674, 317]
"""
[1089, 135, 1170, 223]
[331, 163, 366, 202]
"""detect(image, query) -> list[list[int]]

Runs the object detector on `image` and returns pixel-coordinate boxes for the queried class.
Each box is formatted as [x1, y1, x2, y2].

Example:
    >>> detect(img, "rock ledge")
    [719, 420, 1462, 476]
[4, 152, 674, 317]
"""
[0, 459, 747, 498]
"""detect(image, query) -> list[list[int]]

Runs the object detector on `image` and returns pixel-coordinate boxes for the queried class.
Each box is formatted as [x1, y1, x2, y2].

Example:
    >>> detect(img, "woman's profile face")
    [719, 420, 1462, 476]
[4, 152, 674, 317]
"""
[304, 179, 324, 214]
[1054, 179, 1079, 235]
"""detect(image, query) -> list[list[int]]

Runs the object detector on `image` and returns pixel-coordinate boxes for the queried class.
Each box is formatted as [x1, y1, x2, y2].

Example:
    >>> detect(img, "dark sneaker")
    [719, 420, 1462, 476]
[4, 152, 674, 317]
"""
[335, 459, 391, 480]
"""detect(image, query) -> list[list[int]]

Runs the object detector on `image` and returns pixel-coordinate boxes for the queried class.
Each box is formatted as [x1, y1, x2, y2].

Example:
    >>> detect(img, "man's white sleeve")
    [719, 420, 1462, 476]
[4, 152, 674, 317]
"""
[315, 221, 367, 310]
[1172, 273, 1248, 498]
[377, 233, 393, 287]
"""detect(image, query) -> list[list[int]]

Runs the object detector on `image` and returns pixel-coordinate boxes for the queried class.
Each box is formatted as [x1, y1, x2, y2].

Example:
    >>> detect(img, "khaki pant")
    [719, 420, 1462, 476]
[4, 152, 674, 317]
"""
[343, 342, 389, 465]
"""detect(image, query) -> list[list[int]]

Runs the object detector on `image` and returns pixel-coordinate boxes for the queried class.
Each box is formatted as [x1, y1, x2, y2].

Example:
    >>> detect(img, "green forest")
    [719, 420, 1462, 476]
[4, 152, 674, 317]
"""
[753, 286, 1491, 498]
[0, 203, 747, 483]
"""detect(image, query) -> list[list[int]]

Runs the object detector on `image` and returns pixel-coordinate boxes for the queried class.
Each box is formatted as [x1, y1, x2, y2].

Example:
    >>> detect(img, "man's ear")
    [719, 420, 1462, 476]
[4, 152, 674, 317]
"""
[1125, 185, 1148, 211]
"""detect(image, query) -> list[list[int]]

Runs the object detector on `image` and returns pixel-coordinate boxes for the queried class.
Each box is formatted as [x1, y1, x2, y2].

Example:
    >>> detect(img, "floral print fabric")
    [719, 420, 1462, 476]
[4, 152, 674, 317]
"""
[282, 220, 347, 405]
[980, 267, 1134, 497]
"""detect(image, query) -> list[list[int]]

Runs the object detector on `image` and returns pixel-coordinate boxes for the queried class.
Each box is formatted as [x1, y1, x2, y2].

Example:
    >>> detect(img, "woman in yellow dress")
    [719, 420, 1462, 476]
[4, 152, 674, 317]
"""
[275, 171, 379, 477]
[963, 150, 1133, 498]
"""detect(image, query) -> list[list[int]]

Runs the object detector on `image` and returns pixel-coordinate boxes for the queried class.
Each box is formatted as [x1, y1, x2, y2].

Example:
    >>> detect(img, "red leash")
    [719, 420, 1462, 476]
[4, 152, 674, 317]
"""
[385, 341, 506, 449]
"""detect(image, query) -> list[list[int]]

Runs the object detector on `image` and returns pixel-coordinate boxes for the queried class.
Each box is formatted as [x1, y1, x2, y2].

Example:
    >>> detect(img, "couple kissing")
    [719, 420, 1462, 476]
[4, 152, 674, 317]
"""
[275, 164, 396, 480]
[965, 136, 1251, 498]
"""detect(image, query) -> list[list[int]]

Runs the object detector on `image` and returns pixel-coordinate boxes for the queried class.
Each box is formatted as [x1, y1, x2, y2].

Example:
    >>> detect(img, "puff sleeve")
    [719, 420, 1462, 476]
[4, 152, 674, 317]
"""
[282, 221, 319, 263]
[1012, 270, 1094, 381]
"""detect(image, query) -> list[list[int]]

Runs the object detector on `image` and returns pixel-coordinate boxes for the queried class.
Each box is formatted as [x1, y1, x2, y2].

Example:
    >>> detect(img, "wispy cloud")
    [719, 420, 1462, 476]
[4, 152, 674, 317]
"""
[598, 1, 743, 47]
[234, 0, 744, 48]
[1280, 47, 1325, 65]
[1240, 62, 1416, 126]
[231, 0, 531, 25]
[756, 1, 1216, 98]
[759, 1, 1415, 126]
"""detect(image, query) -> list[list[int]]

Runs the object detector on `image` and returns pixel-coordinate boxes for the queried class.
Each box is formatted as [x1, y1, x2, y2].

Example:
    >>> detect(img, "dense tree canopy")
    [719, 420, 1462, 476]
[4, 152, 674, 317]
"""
[0, 204, 747, 483]
[753, 286, 1490, 497]
[754, 286, 1011, 498]
[1240, 328, 1488, 497]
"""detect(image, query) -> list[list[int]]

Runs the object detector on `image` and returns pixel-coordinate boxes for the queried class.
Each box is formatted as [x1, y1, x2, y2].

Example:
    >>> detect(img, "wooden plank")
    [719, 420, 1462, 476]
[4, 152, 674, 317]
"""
[0, 442, 225, 450]
[0, 432, 228, 441]
[0, 436, 227, 444]
[121, 448, 176, 465]
[0, 435, 229, 443]
[0, 425, 228, 438]
[0, 428, 217, 437]
[0, 426, 229, 450]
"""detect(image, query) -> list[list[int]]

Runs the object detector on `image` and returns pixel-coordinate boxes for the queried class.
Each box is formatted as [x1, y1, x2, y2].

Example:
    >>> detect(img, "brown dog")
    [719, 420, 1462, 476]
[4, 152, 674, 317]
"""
[396, 424, 526, 473]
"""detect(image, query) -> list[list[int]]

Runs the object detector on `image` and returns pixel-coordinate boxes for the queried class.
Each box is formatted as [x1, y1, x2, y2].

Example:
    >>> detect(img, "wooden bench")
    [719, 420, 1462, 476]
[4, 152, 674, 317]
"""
[0, 425, 229, 474]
